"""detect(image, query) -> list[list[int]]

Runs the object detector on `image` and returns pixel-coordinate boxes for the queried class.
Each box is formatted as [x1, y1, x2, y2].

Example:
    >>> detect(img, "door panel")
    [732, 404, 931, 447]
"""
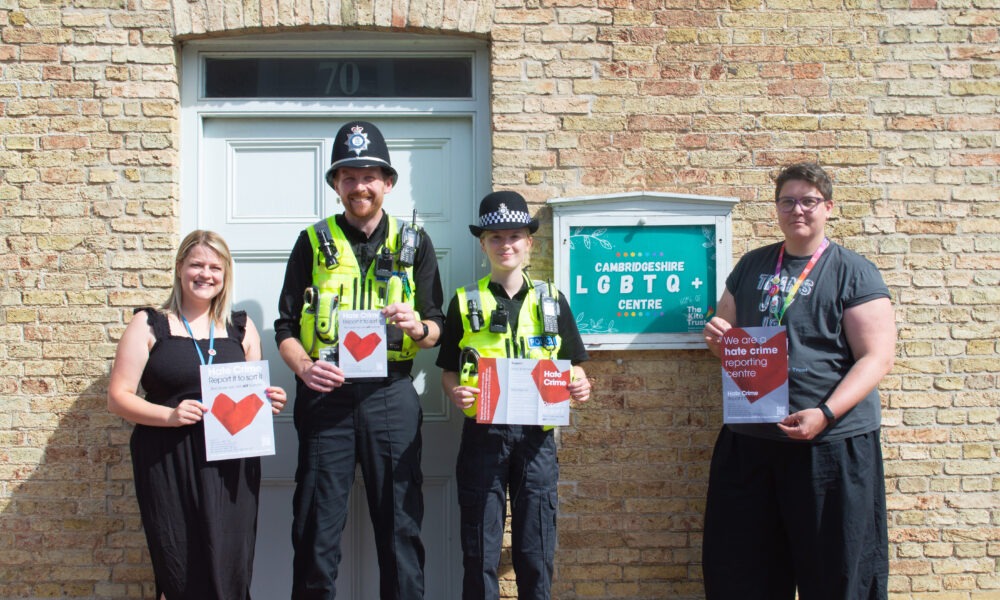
[199, 116, 468, 599]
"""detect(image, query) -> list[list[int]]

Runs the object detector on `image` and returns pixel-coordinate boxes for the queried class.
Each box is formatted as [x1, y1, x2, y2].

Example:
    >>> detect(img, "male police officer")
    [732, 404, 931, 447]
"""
[275, 121, 445, 600]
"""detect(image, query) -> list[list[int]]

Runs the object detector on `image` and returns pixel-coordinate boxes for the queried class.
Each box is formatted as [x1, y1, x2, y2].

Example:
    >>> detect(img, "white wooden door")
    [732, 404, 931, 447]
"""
[196, 116, 470, 598]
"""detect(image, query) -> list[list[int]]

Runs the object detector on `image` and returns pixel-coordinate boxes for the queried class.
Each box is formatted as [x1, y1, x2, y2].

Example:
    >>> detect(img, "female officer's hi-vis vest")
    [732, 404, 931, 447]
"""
[299, 215, 419, 362]
[455, 274, 562, 418]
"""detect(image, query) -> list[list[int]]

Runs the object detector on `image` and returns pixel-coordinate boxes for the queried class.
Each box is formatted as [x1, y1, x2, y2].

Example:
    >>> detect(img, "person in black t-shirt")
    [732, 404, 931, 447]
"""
[701, 163, 896, 600]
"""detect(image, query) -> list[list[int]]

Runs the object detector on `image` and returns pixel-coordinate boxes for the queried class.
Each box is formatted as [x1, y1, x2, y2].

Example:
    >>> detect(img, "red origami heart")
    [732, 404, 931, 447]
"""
[343, 330, 382, 362]
[531, 360, 571, 404]
[721, 327, 787, 403]
[211, 393, 264, 435]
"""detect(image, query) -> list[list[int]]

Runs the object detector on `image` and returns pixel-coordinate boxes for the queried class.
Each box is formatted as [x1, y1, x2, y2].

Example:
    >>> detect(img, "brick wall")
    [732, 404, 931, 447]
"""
[0, 1, 996, 598]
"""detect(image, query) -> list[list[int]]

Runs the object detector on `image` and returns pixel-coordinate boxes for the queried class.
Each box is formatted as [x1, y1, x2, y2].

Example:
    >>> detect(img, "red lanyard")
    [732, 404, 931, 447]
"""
[768, 238, 829, 324]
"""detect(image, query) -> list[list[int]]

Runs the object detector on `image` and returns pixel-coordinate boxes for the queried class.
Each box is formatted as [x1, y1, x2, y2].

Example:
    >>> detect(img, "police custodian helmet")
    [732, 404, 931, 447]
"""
[324, 121, 398, 189]
[469, 190, 540, 237]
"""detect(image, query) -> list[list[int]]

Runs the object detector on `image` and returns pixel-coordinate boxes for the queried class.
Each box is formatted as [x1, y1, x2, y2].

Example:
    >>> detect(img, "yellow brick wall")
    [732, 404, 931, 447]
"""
[0, 1, 996, 598]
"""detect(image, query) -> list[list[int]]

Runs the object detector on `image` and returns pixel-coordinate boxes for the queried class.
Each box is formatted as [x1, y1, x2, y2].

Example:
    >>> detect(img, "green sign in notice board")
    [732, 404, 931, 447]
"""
[568, 224, 717, 336]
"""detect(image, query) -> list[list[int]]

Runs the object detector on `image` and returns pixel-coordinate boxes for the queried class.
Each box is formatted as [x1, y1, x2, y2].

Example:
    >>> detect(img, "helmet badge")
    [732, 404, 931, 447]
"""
[346, 125, 370, 157]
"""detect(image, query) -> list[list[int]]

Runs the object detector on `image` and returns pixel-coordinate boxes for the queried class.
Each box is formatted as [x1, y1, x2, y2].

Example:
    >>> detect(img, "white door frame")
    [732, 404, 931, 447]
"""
[179, 31, 491, 599]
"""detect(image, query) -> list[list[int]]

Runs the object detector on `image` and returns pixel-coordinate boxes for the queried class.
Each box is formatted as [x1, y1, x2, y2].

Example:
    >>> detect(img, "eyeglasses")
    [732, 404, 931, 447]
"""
[776, 196, 826, 213]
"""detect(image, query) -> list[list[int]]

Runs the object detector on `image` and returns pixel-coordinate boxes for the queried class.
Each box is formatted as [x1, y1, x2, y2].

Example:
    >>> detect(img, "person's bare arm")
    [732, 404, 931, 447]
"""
[107, 312, 206, 427]
[778, 297, 896, 440]
[382, 302, 440, 349]
[278, 337, 344, 393]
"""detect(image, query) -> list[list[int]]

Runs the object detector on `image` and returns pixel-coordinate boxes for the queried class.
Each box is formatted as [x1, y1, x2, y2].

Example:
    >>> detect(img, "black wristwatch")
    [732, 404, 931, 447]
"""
[412, 322, 429, 342]
[818, 403, 836, 425]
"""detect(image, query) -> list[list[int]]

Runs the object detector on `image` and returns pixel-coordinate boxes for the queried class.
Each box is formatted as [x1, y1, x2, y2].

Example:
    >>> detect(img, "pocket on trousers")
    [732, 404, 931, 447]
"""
[458, 488, 484, 559]
[542, 490, 558, 555]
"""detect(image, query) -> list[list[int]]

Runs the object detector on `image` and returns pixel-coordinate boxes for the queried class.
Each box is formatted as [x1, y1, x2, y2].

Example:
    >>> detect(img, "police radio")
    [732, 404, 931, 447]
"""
[317, 230, 339, 269]
[398, 210, 419, 267]
[540, 295, 559, 336]
[538, 282, 560, 336]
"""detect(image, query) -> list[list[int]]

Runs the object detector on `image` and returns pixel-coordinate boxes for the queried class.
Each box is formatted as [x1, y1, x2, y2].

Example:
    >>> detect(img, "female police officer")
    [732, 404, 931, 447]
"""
[436, 191, 591, 600]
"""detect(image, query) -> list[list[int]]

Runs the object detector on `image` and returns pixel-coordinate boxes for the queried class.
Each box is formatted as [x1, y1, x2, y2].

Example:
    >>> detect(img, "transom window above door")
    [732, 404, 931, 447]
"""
[204, 55, 473, 99]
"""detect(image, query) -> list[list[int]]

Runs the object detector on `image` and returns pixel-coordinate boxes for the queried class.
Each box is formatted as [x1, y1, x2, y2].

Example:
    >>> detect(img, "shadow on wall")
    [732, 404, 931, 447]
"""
[0, 376, 156, 599]
[0, 299, 286, 599]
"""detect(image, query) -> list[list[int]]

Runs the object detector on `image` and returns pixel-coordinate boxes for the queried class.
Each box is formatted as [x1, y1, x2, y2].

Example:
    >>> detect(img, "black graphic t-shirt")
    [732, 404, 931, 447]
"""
[725, 241, 890, 442]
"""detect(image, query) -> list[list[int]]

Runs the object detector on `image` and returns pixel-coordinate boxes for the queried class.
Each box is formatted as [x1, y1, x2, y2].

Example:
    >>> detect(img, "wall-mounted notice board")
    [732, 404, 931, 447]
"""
[549, 192, 739, 350]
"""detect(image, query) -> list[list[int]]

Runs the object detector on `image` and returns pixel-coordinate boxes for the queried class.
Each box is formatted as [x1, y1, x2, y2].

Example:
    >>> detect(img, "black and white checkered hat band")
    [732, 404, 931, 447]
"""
[479, 209, 532, 228]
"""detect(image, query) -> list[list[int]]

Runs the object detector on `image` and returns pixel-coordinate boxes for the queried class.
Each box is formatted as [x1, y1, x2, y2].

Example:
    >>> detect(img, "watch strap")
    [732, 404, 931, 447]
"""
[818, 403, 836, 425]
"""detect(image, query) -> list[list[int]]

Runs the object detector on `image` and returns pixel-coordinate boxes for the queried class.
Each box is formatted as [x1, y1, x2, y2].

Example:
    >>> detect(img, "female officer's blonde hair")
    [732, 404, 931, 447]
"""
[162, 230, 234, 326]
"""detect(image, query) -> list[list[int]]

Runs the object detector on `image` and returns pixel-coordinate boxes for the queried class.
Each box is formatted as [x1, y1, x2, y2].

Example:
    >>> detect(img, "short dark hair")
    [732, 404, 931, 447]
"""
[774, 162, 833, 202]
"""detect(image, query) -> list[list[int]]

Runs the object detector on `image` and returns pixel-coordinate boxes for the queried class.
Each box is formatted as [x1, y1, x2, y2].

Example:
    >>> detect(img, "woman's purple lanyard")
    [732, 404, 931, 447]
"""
[181, 315, 216, 366]
[768, 238, 829, 324]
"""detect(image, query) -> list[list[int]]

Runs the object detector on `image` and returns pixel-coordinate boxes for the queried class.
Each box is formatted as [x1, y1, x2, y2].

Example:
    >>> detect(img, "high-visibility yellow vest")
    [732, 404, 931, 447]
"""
[299, 215, 418, 361]
[455, 274, 562, 418]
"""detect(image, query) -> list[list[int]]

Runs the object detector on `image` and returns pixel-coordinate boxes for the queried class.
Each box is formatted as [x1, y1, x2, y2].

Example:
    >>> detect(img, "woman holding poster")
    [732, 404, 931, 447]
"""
[437, 191, 592, 600]
[701, 163, 896, 600]
[107, 230, 286, 599]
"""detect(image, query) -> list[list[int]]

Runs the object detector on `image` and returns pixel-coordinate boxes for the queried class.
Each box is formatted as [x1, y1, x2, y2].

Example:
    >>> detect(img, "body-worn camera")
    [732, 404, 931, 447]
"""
[375, 247, 394, 280]
[489, 304, 509, 333]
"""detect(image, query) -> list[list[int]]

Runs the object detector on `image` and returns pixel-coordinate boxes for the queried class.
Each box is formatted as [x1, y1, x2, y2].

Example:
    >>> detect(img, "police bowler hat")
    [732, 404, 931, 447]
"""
[324, 121, 398, 188]
[469, 191, 540, 237]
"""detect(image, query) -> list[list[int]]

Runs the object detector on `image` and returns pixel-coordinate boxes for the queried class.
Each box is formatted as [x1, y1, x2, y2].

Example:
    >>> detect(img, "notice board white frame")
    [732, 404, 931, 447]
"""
[548, 191, 739, 351]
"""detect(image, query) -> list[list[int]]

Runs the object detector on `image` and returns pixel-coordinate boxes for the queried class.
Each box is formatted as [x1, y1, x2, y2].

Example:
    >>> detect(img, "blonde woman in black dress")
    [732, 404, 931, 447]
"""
[108, 230, 287, 599]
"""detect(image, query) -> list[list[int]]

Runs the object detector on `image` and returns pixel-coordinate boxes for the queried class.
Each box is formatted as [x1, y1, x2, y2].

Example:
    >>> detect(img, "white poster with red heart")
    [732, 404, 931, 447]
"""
[475, 357, 572, 426]
[199, 360, 275, 461]
[338, 310, 388, 379]
[720, 326, 790, 423]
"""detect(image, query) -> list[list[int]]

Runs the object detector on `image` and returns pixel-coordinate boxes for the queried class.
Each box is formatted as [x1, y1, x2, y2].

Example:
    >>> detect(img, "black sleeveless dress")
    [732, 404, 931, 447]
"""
[129, 308, 261, 600]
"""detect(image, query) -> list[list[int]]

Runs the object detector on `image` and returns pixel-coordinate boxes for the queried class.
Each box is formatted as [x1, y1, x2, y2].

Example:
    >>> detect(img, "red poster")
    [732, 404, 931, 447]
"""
[720, 326, 789, 423]
[475, 358, 572, 426]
